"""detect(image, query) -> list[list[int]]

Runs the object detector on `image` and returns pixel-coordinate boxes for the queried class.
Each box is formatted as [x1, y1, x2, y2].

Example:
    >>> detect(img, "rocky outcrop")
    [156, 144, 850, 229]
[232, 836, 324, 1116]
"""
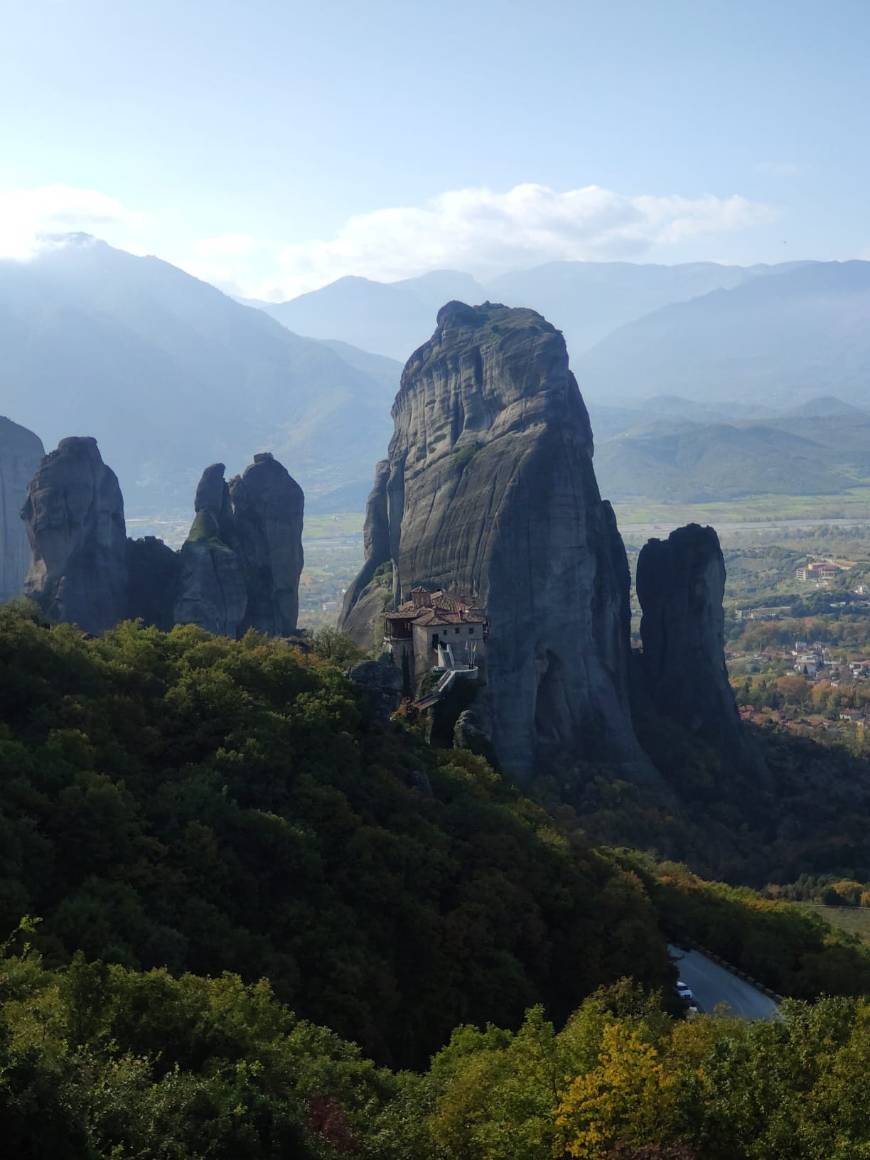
[19, 441, 303, 639]
[22, 436, 128, 633]
[0, 417, 44, 602]
[453, 706, 497, 764]
[230, 452, 304, 635]
[636, 523, 763, 775]
[174, 464, 248, 637]
[340, 301, 649, 780]
[347, 656, 402, 725]
[126, 536, 180, 630]
[174, 456, 304, 638]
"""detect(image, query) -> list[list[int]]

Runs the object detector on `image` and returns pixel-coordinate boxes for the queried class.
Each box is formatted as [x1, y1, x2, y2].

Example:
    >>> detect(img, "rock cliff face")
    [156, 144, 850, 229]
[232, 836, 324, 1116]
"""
[0, 417, 44, 602]
[20, 441, 303, 639]
[174, 456, 304, 638]
[230, 452, 304, 635]
[22, 436, 128, 633]
[636, 523, 763, 774]
[340, 301, 647, 779]
[126, 536, 180, 630]
[174, 464, 248, 637]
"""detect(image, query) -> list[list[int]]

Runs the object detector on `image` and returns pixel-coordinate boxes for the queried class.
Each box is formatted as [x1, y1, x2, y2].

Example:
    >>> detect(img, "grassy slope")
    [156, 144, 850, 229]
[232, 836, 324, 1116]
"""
[799, 903, 870, 945]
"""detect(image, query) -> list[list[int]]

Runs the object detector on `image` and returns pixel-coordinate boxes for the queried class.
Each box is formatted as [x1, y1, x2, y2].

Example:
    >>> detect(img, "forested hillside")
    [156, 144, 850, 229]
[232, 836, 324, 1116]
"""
[0, 604, 669, 1068]
[2, 943, 867, 1159]
[2, 604, 870, 1156]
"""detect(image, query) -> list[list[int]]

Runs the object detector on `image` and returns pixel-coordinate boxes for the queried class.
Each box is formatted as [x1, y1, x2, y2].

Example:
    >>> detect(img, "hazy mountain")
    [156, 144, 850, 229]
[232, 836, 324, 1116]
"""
[253, 270, 484, 360]
[595, 421, 852, 502]
[592, 397, 870, 503]
[487, 260, 767, 354]
[0, 236, 401, 513]
[250, 260, 773, 362]
[577, 261, 870, 407]
[781, 394, 868, 418]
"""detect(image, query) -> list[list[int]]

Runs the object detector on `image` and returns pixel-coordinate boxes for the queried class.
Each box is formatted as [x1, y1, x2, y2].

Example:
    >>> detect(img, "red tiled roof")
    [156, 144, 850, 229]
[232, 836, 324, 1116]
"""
[385, 588, 487, 627]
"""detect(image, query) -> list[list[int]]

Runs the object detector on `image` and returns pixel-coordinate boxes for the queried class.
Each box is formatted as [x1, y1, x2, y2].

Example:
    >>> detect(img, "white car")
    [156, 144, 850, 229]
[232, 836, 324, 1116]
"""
[676, 980, 695, 1003]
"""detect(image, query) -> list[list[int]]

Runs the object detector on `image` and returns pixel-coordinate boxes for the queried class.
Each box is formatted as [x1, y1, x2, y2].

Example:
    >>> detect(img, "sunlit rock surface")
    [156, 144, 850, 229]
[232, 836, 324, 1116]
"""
[341, 301, 649, 780]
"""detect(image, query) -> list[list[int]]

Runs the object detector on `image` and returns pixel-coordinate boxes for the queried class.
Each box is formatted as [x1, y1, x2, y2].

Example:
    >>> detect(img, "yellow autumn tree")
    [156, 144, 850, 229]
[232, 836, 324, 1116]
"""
[555, 1021, 679, 1159]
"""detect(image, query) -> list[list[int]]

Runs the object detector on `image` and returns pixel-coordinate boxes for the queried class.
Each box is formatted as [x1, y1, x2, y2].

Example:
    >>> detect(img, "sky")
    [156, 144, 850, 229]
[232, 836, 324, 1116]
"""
[1, 0, 869, 299]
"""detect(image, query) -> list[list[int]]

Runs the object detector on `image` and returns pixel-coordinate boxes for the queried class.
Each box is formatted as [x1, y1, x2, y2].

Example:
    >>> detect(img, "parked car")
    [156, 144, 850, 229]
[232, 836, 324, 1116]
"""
[676, 980, 695, 1003]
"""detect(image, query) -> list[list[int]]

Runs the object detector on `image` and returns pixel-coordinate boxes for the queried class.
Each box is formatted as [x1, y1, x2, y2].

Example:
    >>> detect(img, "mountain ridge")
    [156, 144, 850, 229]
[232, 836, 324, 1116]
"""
[0, 235, 402, 513]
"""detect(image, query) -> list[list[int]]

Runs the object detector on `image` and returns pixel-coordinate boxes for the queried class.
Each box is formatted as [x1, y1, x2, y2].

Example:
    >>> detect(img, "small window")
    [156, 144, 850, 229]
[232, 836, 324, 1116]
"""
[455, 627, 460, 634]
[468, 627, 474, 634]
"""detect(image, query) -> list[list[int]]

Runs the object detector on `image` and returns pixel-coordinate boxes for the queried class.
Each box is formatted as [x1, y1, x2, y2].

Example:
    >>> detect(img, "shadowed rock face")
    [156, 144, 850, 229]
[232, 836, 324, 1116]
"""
[230, 452, 304, 635]
[22, 436, 128, 633]
[636, 523, 763, 775]
[347, 656, 402, 725]
[0, 417, 44, 602]
[174, 463, 248, 637]
[126, 536, 180, 630]
[174, 455, 304, 638]
[340, 300, 648, 780]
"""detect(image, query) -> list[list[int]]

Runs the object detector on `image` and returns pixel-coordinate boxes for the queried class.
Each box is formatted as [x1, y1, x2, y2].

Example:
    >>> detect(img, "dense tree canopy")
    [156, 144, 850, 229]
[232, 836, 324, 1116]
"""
[2, 941, 867, 1160]
[0, 605, 669, 1067]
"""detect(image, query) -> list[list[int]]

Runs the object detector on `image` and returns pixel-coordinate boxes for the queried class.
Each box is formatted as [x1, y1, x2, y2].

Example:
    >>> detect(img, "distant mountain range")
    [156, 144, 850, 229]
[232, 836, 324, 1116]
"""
[251, 257, 870, 412]
[3, 238, 870, 519]
[591, 396, 870, 502]
[0, 235, 402, 513]
[576, 261, 870, 407]
[247, 260, 771, 362]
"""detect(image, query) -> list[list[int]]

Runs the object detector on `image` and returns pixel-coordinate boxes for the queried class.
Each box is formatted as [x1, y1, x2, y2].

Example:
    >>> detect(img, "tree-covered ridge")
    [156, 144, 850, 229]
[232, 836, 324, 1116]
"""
[0, 606, 669, 1067]
[2, 940, 867, 1160]
[620, 855, 870, 998]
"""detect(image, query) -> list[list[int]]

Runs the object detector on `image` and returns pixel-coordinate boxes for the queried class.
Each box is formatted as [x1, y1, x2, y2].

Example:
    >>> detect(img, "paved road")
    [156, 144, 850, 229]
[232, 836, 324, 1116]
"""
[669, 945, 780, 1020]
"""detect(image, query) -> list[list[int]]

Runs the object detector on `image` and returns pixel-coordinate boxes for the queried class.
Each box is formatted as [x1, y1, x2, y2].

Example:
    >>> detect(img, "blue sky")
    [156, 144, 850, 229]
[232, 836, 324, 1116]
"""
[2, 0, 868, 296]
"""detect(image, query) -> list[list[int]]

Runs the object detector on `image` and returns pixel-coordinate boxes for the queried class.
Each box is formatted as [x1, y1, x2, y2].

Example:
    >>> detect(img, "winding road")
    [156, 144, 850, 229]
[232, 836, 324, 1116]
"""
[669, 945, 780, 1020]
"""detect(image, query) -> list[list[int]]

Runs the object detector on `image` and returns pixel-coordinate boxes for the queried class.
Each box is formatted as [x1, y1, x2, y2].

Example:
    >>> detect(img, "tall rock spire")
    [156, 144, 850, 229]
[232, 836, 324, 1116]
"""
[22, 436, 128, 633]
[230, 452, 305, 636]
[636, 523, 765, 777]
[340, 301, 649, 780]
[174, 455, 304, 638]
[0, 417, 44, 602]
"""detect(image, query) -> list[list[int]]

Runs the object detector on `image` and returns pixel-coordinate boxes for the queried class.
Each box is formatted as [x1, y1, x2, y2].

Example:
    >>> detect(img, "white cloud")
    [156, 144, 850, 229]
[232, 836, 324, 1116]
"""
[180, 233, 261, 294]
[193, 233, 258, 259]
[265, 183, 773, 299]
[0, 184, 146, 260]
[0, 181, 774, 301]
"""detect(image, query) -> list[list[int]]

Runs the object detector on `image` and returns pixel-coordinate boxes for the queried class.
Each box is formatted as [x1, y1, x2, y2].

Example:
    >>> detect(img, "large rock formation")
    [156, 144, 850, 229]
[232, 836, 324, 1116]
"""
[340, 301, 648, 780]
[230, 452, 304, 635]
[174, 456, 304, 638]
[0, 417, 44, 602]
[126, 536, 180, 630]
[20, 440, 303, 639]
[22, 436, 128, 633]
[347, 656, 403, 726]
[174, 464, 248, 637]
[636, 523, 763, 774]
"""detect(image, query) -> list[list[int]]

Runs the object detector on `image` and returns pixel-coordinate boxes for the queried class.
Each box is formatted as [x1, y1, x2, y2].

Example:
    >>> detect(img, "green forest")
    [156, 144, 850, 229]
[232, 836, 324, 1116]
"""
[3, 941, 867, 1159]
[1, 605, 869, 1156]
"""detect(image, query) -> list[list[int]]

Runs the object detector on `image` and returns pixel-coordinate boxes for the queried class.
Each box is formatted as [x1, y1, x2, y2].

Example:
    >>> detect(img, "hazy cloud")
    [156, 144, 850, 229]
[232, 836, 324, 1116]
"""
[0, 181, 773, 300]
[266, 183, 773, 298]
[0, 185, 145, 259]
